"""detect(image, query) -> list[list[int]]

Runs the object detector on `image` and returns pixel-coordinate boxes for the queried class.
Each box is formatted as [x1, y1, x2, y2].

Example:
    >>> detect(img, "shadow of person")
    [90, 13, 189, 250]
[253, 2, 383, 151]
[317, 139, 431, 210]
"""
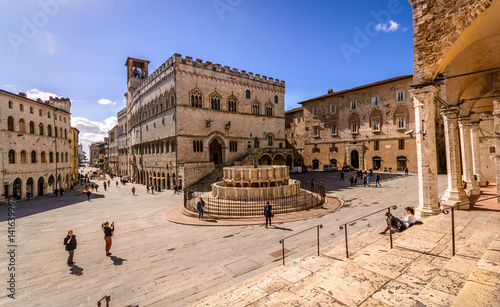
[271, 226, 293, 231]
[110, 255, 127, 266]
[69, 265, 83, 276]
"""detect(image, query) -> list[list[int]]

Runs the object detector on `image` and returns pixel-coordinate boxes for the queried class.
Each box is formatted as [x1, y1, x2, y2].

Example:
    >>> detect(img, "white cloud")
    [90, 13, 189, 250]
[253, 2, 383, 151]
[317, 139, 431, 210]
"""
[375, 20, 401, 33]
[26, 88, 62, 101]
[98, 98, 117, 105]
[71, 116, 118, 149]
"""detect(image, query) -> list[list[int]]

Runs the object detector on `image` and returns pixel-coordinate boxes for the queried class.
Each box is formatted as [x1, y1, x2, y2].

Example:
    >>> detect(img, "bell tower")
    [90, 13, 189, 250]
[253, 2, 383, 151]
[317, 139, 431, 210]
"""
[124, 57, 150, 92]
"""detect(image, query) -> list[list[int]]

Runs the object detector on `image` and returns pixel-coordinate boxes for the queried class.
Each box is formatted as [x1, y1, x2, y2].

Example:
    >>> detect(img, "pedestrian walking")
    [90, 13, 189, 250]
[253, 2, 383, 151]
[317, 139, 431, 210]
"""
[363, 175, 367, 187]
[173, 185, 178, 195]
[26, 192, 31, 201]
[354, 176, 358, 186]
[151, 186, 154, 195]
[116, 181, 118, 187]
[197, 197, 205, 220]
[132, 186, 136, 196]
[103, 182, 107, 191]
[60, 187, 65, 196]
[264, 201, 273, 228]
[146, 184, 150, 193]
[405, 167, 409, 176]
[55, 188, 59, 197]
[102, 222, 114, 256]
[86, 190, 91, 201]
[366, 175, 370, 187]
[349, 176, 354, 187]
[63, 230, 77, 266]
[375, 174, 381, 187]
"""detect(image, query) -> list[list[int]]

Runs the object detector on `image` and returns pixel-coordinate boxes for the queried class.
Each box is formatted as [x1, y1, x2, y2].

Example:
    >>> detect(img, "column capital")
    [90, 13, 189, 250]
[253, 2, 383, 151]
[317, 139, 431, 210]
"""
[458, 116, 472, 126]
[408, 84, 439, 96]
[440, 106, 461, 118]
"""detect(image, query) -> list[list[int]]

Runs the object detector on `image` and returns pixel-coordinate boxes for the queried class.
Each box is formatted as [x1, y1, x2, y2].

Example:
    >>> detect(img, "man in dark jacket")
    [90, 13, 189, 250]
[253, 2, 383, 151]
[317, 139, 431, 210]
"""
[63, 230, 77, 265]
[264, 201, 273, 228]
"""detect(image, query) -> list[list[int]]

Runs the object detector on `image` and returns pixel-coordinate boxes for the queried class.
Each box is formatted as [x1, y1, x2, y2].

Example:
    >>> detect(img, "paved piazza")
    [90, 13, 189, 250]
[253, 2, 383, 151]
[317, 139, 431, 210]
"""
[0, 168, 448, 306]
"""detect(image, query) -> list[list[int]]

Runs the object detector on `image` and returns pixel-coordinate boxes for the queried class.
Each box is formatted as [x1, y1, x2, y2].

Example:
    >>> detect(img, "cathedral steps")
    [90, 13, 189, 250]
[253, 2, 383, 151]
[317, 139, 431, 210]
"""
[192, 210, 500, 306]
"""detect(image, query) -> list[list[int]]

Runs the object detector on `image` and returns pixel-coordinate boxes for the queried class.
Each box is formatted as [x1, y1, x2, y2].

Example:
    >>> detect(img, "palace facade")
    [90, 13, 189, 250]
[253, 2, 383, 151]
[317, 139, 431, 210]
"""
[116, 54, 288, 188]
[1, 91, 72, 200]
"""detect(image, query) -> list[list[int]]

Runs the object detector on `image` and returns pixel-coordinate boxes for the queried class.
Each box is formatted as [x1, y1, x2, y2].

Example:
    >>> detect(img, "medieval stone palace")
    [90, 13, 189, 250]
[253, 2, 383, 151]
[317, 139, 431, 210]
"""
[109, 55, 290, 189]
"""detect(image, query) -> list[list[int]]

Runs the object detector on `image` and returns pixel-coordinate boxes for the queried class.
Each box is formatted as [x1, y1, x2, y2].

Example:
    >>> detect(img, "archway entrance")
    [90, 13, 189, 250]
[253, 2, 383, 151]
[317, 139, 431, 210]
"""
[273, 155, 285, 165]
[26, 178, 34, 197]
[373, 156, 381, 170]
[351, 150, 359, 169]
[13, 178, 22, 199]
[259, 155, 272, 165]
[209, 139, 223, 165]
[38, 177, 44, 196]
[312, 159, 320, 170]
[397, 156, 407, 171]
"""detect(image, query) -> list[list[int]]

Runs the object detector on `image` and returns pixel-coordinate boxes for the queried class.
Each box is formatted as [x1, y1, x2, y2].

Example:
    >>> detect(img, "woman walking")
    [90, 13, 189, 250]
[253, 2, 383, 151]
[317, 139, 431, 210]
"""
[102, 222, 114, 256]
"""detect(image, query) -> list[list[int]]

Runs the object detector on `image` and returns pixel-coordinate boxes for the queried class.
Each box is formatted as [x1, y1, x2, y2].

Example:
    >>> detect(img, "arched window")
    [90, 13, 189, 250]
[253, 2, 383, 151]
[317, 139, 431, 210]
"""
[20, 104, 24, 111]
[65, 152, 68, 162]
[39, 123, 44, 135]
[268, 135, 273, 147]
[56, 152, 59, 163]
[60, 127, 63, 138]
[246, 90, 251, 99]
[8, 101, 13, 109]
[41, 151, 46, 163]
[7, 116, 14, 131]
[49, 152, 54, 163]
[9, 150, 15, 164]
[190, 89, 203, 108]
[29, 121, 35, 134]
[31, 151, 37, 163]
[47, 125, 52, 136]
[39, 109, 42, 116]
[274, 95, 278, 104]
[64, 129, 67, 139]
[252, 102, 260, 115]
[30, 106, 34, 114]
[20, 150, 27, 164]
[265, 104, 273, 117]
[210, 93, 221, 110]
[228, 96, 237, 113]
[19, 119, 26, 133]
[55, 126, 58, 137]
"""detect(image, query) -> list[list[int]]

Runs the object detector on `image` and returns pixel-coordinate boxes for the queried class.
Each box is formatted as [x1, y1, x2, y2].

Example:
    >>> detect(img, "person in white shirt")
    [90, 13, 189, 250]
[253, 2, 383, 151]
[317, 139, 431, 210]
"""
[402, 207, 416, 228]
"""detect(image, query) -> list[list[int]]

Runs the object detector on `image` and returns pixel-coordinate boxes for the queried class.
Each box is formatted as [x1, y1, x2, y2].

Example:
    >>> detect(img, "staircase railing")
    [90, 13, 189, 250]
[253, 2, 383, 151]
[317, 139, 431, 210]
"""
[441, 194, 500, 256]
[97, 295, 110, 307]
[278, 224, 323, 265]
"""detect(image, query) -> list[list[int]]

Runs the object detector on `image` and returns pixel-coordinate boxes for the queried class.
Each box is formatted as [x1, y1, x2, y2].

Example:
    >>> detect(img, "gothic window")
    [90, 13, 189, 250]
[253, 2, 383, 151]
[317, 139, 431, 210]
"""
[267, 135, 273, 147]
[29, 121, 35, 134]
[41, 151, 46, 163]
[56, 152, 59, 163]
[351, 121, 358, 133]
[246, 90, 251, 99]
[252, 102, 260, 115]
[60, 128, 63, 138]
[190, 89, 203, 108]
[48, 125, 52, 136]
[227, 96, 237, 113]
[21, 150, 27, 164]
[39, 123, 44, 135]
[55, 126, 58, 137]
[265, 104, 273, 117]
[18, 119, 26, 133]
[210, 92, 221, 110]
[49, 152, 54, 163]
[31, 151, 37, 163]
[7, 116, 14, 131]
[371, 117, 380, 131]
[65, 152, 68, 162]
[64, 129, 67, 139]
[9, 150, 15, 164]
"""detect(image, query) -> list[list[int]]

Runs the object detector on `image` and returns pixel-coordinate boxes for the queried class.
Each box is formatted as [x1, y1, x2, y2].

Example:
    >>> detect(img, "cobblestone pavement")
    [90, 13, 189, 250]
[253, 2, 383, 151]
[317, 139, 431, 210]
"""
[0, 169, 448, 306]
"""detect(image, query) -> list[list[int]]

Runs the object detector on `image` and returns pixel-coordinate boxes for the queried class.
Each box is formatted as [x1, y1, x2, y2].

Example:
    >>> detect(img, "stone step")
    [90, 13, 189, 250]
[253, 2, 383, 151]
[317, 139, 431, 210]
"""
[191, 210, 500, 306]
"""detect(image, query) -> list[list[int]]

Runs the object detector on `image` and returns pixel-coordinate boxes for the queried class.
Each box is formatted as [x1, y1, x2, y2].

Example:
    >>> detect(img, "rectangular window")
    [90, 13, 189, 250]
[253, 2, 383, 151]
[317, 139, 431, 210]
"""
[372, 117, 380, 131]
[230, 141, 238, 152]
[372, 96, 378, 107]
[330, 105, 336, 114]
[312, 108, 318, 117]
[313, 127, 319, 137]
[331, 125, 337, 135]
[396, 113, 406, 129]
[351, 121, 358, 133]
[397, 91, 404, 102]
[374, 140, 380, 151]
[351, 100, 356, 110]
[398, 139, 405, 150]
[313, 145, 320, 153]
[490, 147, 496, 153]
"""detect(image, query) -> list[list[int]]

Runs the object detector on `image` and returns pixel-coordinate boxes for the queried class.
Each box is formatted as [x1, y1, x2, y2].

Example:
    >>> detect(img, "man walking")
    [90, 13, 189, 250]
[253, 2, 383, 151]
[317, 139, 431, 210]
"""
[63, 230, 77, 266]
[55, 188, 59, 197]
[264, 201, 273, 228]
[375, 174, 381, 187]
[86, 190, 91, 201]
[197, 198, 205, 220]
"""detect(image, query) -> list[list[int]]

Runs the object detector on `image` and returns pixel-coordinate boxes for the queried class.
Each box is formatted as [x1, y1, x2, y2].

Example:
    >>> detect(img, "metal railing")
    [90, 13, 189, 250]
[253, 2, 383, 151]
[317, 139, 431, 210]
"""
[97, 295, 110, 307]
[339, 205, 397, 258]
[279, 224, 323, 265]
[442, 194, 500, 256]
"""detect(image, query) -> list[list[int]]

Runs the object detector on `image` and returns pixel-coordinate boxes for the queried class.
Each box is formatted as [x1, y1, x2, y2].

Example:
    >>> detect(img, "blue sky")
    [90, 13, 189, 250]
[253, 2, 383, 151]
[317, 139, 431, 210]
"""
[0, 0, 414, 150]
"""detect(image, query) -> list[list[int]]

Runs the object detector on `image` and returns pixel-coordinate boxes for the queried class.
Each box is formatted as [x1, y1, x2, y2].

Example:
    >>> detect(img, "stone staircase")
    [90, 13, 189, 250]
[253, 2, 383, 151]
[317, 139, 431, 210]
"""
[192, 210, 500, 306]
[195, 166, 224, 186]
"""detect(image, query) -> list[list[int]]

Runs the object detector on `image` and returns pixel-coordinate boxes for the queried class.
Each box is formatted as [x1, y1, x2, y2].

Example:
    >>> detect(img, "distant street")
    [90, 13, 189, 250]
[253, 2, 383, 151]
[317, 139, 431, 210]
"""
[0, 168, 447, 306]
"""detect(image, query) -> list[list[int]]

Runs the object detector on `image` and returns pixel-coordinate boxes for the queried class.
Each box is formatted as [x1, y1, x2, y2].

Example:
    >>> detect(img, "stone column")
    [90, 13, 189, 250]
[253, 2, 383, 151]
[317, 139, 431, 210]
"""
[409, 85, 440, 217]
[470, 122, 486, 187]
[441, 107, 469, 207]
[459, 117, 480, 195]
[493, 73, 500, 203]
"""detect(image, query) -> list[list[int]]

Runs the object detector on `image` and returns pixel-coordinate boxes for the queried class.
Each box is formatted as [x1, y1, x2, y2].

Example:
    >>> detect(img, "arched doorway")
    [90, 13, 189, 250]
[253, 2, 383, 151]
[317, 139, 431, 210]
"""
[397, 156, 407, 171]
[285, 154, 293, 167]
[48, 175, 54, 193]
[351, 150, 359, 169]
[13, 178, 22, 199]
[259, 154, 272, 165]
[38, 177, 44, 196]
[312, 159, 320, 170]
[26, 178, 34, 197]
[209, 139, 223, 165]
[373, 156, 381, 170]
[273, 155, 285, 165]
